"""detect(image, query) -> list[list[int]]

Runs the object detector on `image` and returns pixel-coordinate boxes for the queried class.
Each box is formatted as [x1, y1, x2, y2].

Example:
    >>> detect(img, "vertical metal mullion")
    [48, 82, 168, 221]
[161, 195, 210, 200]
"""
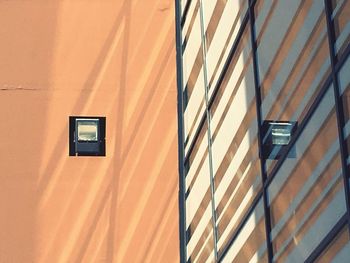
[175, 0, 188, 262]
[248, 0, 273, 262]
[198, 0, 219, 260]
[324, 0, 350, 235]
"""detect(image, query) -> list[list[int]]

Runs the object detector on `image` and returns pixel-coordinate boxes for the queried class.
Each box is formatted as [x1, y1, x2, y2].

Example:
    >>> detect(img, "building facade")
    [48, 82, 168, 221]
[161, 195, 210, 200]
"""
[0, 1, 179, 262]
[176, 0, 350, 262]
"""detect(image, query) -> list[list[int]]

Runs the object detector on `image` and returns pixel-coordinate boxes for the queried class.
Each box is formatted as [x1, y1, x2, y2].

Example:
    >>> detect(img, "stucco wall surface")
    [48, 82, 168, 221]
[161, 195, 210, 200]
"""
[0, 1, 178, 262]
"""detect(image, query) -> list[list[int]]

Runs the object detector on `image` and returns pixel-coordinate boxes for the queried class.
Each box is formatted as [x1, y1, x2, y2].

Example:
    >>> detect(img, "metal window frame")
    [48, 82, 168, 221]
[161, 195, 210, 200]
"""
[247, 0, 274, 261]
[175, 0, 187, 262]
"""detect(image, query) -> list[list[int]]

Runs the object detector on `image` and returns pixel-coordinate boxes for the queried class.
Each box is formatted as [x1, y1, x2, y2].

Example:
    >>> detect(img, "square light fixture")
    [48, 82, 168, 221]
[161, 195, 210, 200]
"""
[262, 120, 297, 160]
[271, 122, 293, 145]
[69, 116, 106, 156]
[76, 119, 99, 142]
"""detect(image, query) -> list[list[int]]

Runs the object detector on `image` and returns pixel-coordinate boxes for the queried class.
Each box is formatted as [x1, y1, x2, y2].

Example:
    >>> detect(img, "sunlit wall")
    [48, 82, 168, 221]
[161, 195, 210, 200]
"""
[0, 1, 179, 262]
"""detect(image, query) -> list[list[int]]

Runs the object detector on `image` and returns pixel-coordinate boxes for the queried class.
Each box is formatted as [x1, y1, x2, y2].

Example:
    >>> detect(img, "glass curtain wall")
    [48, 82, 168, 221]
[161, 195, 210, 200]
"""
[176, 0, 350, 262]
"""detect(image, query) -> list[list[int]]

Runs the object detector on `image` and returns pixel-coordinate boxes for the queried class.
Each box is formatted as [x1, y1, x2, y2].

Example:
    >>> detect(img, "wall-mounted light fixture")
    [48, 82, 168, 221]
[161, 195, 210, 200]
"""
[262, 120, 297, 160]
[69, 116, 106, 156]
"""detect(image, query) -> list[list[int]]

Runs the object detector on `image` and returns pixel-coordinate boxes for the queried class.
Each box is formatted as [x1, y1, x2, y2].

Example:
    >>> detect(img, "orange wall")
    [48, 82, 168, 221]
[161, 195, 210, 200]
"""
[0, 1, 178, 262]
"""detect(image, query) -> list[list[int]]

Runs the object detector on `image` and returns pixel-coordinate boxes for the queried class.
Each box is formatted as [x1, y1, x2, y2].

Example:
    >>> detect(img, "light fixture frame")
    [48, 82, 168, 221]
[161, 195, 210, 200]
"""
[69, 116, 106, 156]
[262, 120, 298, 160]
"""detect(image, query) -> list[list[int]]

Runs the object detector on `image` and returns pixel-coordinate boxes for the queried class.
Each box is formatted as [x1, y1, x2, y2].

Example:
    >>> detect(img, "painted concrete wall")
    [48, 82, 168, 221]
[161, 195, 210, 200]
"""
[0, 1, 178, 262]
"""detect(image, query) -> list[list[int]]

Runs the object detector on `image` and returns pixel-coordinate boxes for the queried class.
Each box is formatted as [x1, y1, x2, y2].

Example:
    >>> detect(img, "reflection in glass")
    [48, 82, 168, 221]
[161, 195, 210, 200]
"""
[332, 0, 350, 57]
[268, 86, 346, 262]
[338, 56, 350, 170]
[185, 123, 213, 263]
[315, 226, 350, 262]
[206, 22, 263, 254]
[255, 0, 331, 173]
[222, 198, 268, 263]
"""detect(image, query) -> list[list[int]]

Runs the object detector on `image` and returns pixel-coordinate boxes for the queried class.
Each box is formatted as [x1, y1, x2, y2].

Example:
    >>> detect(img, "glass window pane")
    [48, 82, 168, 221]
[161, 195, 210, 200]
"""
[255, 0, 331, 173]
[205, 0, 249, 98]
[182, 0, 200, 49]
[332, 0, 350, 57]
[189, 231, 215, 263]
[183, 85, 206, 156]
[181, 0, 202, 105]
[185, 121, 208, 194]
[315, 226, 350, 262]
[268, 85, 346, 262]
[208, 23, 263, 254]
[185, 122, 214, 262]
[187, 216, 214, 262]
[182, 2, 206, 155]
[338, 55, 350, 171]
[222, 198, 268, 263]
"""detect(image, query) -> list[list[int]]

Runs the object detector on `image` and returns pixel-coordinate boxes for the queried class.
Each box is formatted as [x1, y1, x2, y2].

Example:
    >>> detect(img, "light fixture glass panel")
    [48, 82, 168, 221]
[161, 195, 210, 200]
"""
[77, 119, 99, 141]
[271, 123, 292, 145]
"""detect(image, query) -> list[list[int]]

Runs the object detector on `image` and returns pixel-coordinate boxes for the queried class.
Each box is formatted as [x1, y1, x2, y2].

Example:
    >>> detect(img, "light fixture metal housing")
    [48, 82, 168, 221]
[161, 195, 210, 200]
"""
[262, 120, 297, 160]
[69, 116, 106, 156]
